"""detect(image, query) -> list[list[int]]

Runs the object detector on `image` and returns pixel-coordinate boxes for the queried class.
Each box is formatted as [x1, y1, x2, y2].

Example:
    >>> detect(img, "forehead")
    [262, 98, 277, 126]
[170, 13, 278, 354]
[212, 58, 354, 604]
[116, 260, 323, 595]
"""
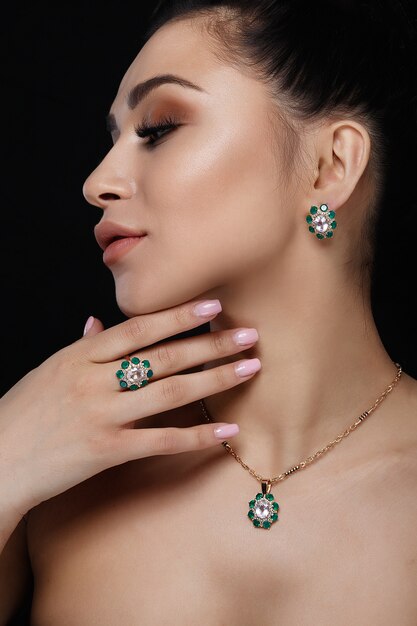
[111, 17, 269, 112]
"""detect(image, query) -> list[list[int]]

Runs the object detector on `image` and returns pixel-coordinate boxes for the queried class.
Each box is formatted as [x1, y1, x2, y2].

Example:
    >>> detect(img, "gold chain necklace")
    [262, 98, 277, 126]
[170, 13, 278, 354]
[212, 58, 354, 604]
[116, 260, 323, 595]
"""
[199, 361, 403, 530]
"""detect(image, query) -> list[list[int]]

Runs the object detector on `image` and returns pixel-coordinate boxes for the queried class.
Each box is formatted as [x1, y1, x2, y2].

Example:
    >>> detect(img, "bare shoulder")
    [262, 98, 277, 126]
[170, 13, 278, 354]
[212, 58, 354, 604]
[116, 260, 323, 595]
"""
[398, 371, 417, 450]
[386, 370, 417, 531]
[402, 369, 417, 403]
[393, 371, 417, 586]
[385, 371, 417, 480]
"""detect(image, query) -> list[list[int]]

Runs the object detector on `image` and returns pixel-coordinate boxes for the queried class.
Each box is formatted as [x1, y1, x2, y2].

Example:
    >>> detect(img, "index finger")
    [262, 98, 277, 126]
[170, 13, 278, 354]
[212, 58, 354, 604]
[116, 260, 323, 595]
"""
[82, 299, 222, 363]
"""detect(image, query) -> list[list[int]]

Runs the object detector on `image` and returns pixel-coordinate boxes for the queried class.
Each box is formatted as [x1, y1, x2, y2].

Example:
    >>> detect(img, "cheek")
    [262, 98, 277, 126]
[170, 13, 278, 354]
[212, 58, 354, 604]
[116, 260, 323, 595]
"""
[143, 121, 291, 281]
[111, 114, 295, 316]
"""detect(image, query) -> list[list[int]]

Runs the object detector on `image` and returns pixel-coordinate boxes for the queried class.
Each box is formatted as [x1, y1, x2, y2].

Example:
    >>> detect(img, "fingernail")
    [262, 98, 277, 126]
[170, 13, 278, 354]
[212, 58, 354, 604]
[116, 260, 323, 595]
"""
[234, 358, 261, 377]
[233, 328, 259, 345]
[193, 299, 222, 317]
[83, 315, 94, 336]
[213, 423, 240, 439]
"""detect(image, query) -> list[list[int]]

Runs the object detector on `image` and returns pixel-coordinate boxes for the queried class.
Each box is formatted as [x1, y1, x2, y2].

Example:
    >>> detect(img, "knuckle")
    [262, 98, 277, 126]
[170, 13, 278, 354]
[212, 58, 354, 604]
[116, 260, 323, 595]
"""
[155, 342, 178, 368]
[171, 304, 191, 328]
[193, 426, 208, 450]
[85, 429, 118, 460]
[214, 365, 229, 389]
[48, 348, 83, 382]
[161, 377, 186, 404]
[50, 348, 70, 372]
[210, 331, 228, 356]
[156, 428, 178, 453]
[66, 363, 96, 398]
[124, 316, 151, 342]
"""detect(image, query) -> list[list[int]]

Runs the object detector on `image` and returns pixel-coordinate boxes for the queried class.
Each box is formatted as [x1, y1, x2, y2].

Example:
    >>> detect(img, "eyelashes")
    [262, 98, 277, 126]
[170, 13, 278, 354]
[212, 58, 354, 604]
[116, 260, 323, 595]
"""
[134, 114, 182, 147]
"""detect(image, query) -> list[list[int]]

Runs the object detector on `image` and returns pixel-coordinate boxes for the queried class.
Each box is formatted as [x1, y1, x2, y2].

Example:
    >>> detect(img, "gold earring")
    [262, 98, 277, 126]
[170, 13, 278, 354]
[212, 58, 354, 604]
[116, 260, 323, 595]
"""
[306, 203, 337, 239]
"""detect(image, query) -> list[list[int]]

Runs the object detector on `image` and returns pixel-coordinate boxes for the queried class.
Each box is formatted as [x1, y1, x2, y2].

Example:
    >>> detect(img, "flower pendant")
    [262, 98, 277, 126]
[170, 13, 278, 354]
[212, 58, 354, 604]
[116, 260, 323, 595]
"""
[247, 481, 279, 529]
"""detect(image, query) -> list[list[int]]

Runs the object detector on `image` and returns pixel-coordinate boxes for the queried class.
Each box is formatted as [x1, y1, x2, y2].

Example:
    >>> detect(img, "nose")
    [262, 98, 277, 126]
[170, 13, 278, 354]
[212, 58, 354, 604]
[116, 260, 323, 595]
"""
[82, 153, 134, 208]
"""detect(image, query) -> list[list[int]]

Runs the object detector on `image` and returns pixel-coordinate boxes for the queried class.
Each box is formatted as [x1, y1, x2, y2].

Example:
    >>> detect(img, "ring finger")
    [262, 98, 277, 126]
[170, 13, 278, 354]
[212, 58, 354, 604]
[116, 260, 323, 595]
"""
[110, 327, 259, 391]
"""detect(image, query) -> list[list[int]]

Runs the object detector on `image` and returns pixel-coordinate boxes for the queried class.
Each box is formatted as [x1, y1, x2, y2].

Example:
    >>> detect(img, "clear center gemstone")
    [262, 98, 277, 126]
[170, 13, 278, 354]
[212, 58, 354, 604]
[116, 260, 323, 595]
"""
[255, 499, 271, 519]
[126, 366, 147, 385]
[314, 215, 329, 233]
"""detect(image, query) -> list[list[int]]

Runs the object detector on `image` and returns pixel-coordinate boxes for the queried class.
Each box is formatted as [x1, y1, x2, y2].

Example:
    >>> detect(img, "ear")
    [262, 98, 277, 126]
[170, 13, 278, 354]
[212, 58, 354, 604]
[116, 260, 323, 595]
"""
[312, 119, 371, 211]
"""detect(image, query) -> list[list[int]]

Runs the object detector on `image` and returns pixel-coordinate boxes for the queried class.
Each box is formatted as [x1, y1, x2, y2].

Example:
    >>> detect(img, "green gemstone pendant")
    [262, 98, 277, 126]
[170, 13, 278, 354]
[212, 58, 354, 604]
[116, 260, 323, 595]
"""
[115, 355, 153, 391]
[247, 481, 279, 529]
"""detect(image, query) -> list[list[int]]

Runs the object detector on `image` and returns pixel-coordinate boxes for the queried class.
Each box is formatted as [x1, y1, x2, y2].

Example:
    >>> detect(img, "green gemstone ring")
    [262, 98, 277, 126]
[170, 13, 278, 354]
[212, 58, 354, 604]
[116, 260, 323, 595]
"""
[306, 203, 337, 239]
[115, 356, 154, 390]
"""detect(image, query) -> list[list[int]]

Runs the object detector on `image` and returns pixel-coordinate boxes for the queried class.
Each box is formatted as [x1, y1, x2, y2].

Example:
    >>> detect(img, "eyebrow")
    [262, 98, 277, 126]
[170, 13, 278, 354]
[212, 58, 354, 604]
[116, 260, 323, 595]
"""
[105, 73, 207, 133]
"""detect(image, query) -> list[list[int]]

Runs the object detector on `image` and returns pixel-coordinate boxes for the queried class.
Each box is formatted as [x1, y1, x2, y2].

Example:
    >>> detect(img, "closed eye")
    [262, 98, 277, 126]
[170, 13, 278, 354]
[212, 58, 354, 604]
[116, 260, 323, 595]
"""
[134, 114, 181, 147]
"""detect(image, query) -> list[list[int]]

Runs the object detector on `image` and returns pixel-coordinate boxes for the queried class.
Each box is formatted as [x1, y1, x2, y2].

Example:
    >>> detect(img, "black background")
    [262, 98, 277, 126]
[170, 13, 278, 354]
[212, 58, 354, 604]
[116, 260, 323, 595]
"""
[2, 4, 417, 624]
[2, 5, 157, 396]
[3, 8, 156, 623]
[2, 3, 416, 393]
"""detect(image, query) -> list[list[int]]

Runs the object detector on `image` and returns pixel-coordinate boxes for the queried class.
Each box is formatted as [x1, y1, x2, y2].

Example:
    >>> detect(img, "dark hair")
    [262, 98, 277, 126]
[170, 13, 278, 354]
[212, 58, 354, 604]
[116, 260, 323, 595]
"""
[141, 0, 417, 298]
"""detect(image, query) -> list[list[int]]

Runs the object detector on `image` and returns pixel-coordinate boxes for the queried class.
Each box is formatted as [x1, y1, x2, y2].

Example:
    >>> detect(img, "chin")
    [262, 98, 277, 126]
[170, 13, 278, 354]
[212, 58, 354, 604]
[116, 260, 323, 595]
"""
[113, 279, 200, 319]
[112, 260, 223, 318]
[115, 288, 164, 318]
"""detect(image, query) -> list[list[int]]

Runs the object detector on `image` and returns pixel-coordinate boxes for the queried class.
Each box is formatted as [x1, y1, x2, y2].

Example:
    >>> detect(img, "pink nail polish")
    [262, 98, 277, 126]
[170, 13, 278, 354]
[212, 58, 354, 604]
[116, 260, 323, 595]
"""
[213, 423, 240, 439]
[234, 358, 261, 377]
[193, 299, 222, 317]
[233, 328, 259, 345]
[83, 316, 94, 336]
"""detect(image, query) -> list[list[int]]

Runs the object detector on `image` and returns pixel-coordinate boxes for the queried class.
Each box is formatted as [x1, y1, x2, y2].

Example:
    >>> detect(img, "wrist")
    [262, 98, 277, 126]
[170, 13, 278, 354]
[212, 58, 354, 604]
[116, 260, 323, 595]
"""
[0, 464, 37, 525]
[0, 500, 27, 552]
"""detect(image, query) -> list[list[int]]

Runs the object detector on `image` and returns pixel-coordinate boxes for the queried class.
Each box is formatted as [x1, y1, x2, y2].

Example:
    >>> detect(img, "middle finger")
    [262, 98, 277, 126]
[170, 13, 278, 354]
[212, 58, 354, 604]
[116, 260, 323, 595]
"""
[109, 327, 259, 391]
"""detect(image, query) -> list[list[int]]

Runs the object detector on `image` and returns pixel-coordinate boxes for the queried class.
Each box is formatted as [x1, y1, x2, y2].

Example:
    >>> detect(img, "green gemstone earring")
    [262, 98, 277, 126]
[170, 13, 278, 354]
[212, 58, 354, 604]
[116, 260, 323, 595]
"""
[115, 355, 154, 390]
[305, 203, 337, 239]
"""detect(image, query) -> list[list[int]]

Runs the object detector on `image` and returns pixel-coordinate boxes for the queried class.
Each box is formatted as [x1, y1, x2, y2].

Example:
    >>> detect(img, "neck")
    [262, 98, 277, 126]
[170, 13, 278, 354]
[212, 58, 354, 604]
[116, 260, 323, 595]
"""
[198, 249, 399, 477]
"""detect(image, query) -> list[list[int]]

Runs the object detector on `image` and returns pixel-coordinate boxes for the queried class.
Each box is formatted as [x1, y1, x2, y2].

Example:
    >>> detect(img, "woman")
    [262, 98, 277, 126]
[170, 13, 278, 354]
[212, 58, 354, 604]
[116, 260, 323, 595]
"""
[1, 0, 417, 623]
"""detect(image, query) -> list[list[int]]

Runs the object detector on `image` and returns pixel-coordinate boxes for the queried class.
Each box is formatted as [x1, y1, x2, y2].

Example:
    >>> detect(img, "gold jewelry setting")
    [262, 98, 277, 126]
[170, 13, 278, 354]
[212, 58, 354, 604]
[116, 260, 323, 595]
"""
[199, 362, 402, 530]
[247, 481, 279, 529]
[116, 356, 153, 390]
[306, 203, 337, 239]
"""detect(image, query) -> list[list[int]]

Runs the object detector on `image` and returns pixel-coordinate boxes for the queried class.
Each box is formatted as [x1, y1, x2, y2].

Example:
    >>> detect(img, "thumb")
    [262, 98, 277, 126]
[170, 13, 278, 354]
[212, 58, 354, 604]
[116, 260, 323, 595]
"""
[82, 315, 105, 337]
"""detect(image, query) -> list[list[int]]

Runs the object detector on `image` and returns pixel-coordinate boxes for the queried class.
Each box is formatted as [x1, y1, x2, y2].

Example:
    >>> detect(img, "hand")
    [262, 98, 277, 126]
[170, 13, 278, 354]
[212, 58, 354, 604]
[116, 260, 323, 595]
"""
[0, 298, 261, 520]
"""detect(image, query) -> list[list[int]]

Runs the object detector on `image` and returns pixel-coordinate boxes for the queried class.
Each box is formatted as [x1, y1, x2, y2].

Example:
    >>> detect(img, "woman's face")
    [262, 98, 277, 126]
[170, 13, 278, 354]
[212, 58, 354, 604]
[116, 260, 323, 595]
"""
[83, 17, 298, 317]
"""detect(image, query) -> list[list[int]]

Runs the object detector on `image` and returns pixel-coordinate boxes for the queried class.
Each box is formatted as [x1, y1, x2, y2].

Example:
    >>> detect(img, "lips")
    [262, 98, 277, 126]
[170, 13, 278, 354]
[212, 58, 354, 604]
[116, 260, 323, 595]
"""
[94, 220, 147, 251]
